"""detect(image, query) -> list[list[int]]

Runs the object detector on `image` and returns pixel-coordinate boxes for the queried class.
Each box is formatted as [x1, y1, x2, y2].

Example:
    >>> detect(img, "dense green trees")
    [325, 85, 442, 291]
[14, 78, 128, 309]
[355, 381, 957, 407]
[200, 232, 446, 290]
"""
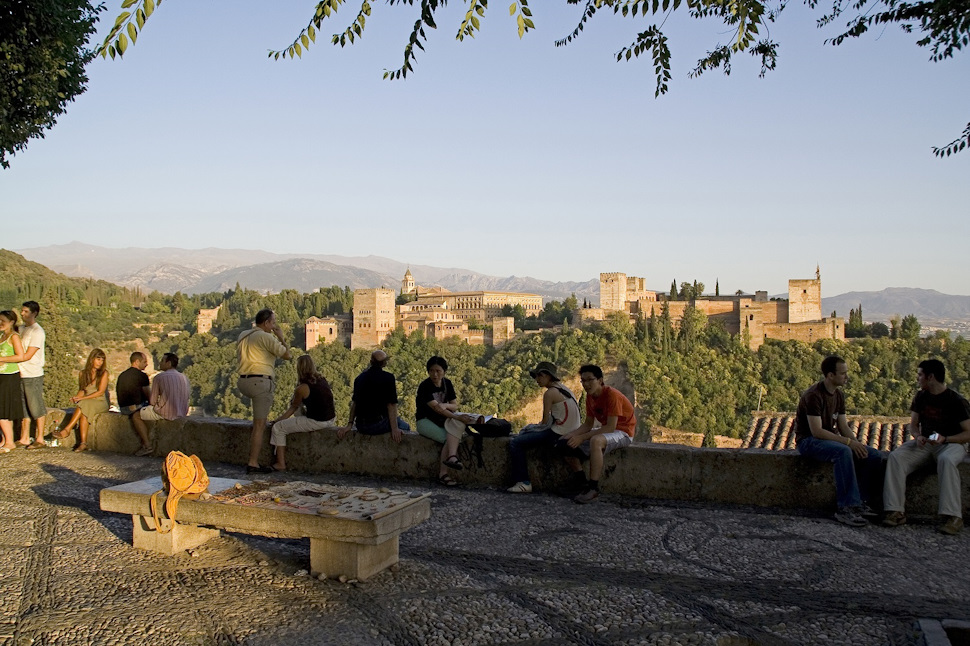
[0, 0, 102, 168]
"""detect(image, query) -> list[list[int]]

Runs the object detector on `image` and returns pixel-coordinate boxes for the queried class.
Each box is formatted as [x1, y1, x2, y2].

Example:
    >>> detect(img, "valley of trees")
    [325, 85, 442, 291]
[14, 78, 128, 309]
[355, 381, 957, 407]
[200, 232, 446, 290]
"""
[4, 250, 966, 444]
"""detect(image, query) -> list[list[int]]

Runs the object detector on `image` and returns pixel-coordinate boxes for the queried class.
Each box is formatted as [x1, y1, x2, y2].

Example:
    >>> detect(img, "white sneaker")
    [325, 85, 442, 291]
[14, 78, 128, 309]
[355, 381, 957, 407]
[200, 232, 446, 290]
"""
[507, 482, 532, 493]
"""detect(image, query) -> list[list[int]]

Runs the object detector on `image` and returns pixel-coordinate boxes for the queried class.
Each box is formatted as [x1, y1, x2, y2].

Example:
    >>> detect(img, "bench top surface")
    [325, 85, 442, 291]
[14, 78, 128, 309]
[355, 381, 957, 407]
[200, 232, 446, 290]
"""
[101, 477, 431, 540]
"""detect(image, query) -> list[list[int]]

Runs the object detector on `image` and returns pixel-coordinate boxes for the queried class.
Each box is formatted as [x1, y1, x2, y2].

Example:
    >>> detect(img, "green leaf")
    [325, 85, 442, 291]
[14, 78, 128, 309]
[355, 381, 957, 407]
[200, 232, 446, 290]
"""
[121, 0, 138, 7]
[118, 33, 129, 55]
[114, 11, 131, 27]
[509, 1, 517, 16]
[301, 33, 309, 48]
[136, 9, 145, 28]
[127, 23, 138, 43]
[308, 25, 316, 42]
[144, 0, 154, 18]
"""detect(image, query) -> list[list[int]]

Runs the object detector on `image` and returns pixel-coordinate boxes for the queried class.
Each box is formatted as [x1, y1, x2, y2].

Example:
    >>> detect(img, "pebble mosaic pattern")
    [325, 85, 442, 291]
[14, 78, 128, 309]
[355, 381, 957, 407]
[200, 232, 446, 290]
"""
[0, 447, 964, 644]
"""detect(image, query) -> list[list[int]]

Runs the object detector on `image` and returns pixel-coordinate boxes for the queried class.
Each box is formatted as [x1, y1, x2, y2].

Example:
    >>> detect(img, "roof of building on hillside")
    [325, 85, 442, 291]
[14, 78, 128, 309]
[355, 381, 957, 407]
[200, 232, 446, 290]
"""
[743, 412, 911, 452]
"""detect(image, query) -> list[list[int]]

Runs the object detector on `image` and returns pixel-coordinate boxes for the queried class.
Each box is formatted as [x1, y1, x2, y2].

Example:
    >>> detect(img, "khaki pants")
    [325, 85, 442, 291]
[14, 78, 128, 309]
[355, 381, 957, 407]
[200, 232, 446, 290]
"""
[884, 440, 968, 518]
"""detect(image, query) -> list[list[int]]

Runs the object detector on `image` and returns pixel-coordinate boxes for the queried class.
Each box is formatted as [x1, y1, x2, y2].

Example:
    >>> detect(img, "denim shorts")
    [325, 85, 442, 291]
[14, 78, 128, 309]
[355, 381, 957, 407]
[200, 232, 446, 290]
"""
[20, 376, 46, 419]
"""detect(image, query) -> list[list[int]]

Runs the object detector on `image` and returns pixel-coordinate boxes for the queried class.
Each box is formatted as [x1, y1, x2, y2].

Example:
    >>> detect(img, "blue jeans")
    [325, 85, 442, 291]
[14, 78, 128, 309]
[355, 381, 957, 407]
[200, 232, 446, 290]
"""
[797, 437, 883, 509]
[508, 425, 560, 483]
[357, 417, 411, 436]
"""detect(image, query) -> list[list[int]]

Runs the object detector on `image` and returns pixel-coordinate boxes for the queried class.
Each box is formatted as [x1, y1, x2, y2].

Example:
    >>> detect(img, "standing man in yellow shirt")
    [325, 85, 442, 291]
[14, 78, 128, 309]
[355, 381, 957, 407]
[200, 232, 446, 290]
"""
[237, 309, 291, 474]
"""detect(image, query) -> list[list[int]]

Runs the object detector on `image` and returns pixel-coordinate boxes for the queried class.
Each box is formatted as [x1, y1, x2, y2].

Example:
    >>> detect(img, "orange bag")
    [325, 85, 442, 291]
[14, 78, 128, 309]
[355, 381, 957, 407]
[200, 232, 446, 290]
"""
[150, 451, 209, 534]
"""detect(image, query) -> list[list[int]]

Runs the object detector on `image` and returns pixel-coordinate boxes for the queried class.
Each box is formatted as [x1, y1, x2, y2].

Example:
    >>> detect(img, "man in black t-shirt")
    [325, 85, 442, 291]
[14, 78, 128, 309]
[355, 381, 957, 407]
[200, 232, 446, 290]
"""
[116, 352, 152, 456]
[794, 355, 884, 527]
[338, 350, 410, 442]
[883, 359, 970, 535]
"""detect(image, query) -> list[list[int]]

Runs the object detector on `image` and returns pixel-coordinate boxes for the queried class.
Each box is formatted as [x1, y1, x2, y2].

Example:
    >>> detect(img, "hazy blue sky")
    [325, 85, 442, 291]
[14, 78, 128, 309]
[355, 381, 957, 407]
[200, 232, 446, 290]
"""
[3, 1, 968, 296]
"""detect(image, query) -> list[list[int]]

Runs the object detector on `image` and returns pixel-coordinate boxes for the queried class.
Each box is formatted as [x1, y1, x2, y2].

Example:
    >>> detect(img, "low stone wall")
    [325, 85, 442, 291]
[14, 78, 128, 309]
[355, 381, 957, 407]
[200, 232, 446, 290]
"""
[83, 412, 965, 516]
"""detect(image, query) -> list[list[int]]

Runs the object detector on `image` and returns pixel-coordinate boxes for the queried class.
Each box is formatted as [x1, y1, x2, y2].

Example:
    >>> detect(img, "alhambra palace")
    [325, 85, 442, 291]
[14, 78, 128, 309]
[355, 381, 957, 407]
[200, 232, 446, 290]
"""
[196, 267, 844, 351]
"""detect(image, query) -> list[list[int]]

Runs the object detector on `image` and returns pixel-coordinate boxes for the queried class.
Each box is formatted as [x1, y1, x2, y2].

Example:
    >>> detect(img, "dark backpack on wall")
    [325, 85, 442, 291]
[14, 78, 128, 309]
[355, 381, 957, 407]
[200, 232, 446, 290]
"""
[465, 418, 513, 467]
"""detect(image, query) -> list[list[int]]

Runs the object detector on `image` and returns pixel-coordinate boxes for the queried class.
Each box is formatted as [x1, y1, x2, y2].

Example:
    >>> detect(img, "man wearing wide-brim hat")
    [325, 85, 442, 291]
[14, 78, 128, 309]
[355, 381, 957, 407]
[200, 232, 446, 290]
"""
[506, 361, 583, 494]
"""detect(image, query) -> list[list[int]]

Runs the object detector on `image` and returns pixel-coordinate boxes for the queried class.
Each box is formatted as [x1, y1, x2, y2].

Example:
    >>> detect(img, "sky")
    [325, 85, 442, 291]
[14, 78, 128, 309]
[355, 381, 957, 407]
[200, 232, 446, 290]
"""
[2, 0, 969, 297]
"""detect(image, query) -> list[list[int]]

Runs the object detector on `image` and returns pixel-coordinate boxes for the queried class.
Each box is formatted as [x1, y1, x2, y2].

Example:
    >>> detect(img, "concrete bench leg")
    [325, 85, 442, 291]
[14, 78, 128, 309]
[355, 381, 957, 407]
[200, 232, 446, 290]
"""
[131, 515, 220, 555]
[310, 535, 399, 581]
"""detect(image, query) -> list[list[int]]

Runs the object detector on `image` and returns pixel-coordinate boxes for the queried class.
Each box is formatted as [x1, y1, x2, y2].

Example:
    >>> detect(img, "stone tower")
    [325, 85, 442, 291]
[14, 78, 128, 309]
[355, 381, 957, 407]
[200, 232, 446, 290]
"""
[402, 267, 416, 295]
[788, 273, 822, 324]
[491, 316, 515, 347]
[351, 288, 396, 350]
[600, 272, 627, 311]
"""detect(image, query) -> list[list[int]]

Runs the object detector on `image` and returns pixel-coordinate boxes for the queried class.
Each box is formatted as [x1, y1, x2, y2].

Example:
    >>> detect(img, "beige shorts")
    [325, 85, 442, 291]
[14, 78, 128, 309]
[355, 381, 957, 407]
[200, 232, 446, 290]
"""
[237, 376, 275, 420]
[270, 416, 338, 446]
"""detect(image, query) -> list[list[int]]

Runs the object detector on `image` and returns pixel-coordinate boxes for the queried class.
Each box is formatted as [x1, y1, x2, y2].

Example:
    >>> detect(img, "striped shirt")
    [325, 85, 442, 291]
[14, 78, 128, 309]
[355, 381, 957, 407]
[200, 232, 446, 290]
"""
[150, 369, 191, 420]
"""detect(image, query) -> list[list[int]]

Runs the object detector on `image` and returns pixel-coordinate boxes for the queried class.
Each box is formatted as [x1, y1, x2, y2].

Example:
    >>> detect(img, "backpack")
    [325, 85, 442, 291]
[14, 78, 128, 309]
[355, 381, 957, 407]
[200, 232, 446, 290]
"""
[465, 417, 513, 468]
[150, 451, 209, 534]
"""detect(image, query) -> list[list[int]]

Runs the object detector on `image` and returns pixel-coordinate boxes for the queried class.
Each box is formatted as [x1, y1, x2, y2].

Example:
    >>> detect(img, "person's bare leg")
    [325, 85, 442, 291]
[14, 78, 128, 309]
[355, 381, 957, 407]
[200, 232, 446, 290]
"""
[248, 419, 267, 467]
[78, 414, 89, 446]
[588, 435, 607, 481]
[0, 420, 15, 449]
[131, 414, 150, 448]
[272, 444, 287, 471]
[18, 418, 31, 445]
[56, 408, 82, 438]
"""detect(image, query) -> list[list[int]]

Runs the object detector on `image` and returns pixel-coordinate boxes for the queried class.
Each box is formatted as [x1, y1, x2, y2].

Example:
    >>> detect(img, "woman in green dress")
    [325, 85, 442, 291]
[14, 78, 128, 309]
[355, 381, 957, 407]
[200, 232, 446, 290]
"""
[53, 348, 109, 452]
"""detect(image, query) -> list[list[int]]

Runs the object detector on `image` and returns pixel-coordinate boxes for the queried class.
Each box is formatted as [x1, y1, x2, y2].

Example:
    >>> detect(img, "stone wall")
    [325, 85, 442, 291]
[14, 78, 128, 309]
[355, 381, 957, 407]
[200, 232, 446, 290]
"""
[82, 412, 964, 517]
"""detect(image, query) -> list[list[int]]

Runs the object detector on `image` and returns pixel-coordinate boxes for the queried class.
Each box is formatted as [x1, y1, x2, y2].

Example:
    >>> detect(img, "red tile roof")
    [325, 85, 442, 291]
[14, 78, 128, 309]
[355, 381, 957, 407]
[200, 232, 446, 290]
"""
[743, 412, 911, 451]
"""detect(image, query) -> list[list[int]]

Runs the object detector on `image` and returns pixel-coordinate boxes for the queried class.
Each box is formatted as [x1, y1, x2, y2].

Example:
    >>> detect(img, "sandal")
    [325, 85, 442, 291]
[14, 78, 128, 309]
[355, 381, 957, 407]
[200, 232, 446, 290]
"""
[442, 455, 464, 471]
[73, 442, 88, 453]
[52, 427, 72, 440]
[0, 447, 12, 454]
[15, 441, 30, 449]
[437, 474, 458, 487]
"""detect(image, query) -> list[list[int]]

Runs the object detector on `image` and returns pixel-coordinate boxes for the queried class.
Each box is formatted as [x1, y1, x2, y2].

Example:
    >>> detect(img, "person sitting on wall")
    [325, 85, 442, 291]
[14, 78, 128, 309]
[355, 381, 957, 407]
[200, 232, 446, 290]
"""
[139, 352, 190, 424]
[793, 355, 883, 528]
[507, 361, 582, 494]
[883, 359, 970, 535]
[269, 354, 341, 472]
[116, 352, 152, 456]
[557, 364, 636, 504]
[338, 350, 410, 441]
[414, 355, 480, 487]
[53, 348, 110, 453]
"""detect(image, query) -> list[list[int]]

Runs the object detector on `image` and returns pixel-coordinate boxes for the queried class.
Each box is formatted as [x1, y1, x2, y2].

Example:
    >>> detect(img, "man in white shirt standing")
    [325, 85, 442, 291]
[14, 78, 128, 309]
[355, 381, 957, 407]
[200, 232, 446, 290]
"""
[18, 301, 48, 449]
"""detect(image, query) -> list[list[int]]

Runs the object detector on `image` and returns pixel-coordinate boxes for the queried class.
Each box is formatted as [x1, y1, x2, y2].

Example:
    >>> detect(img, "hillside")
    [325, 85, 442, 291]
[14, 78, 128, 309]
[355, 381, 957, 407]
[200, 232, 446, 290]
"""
[0, 249, 143, 306]
[17, 242, 600, 302]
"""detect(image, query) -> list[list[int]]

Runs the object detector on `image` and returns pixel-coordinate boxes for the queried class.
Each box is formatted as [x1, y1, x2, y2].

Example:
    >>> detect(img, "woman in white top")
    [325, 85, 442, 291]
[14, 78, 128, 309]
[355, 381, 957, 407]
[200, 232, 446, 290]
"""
[506, 361, 581, 493]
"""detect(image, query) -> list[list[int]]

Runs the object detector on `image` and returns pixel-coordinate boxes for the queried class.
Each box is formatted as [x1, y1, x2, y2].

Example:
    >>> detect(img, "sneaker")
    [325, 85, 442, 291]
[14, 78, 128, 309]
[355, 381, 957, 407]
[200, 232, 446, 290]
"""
[573, 488, 600, 504]
[507, 482, 532, 494]
[134, 446, 153, 457]
[852, 503, 879, 519]
[834, 507, 867, 527]
[939, 516, 964, 535]
[882, 511, 907, 527]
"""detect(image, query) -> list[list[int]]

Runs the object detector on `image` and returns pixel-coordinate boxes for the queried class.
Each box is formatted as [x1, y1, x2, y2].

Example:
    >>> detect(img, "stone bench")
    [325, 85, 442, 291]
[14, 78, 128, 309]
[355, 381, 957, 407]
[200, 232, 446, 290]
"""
[100, 477, 431, 580]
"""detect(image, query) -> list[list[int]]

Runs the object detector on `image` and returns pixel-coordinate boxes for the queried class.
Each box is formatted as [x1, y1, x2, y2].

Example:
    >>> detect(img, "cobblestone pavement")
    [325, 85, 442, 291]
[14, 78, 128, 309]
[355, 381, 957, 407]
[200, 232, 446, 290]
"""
[0, 448, 965, 646]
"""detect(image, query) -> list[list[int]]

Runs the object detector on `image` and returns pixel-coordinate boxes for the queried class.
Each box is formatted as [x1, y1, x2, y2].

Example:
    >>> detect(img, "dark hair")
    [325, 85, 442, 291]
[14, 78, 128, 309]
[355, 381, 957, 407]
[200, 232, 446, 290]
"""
[820, 355, 845, 377]
[0, 310, 18, 333]
[919, 359, 946, 383]
[22, 301, 40, 315]
[129, 351, 145, 364]
[579, 364, 603, 380]
[426, 356, 448, 372]
[255, 309, 274, 325]
[162, 352, 179, 369]
[81, 348, 108, 389]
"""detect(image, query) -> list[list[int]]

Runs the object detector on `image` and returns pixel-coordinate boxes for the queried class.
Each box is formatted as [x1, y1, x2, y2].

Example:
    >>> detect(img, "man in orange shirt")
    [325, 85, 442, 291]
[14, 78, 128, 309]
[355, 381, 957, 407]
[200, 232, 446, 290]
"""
[559, 364, 636, 504]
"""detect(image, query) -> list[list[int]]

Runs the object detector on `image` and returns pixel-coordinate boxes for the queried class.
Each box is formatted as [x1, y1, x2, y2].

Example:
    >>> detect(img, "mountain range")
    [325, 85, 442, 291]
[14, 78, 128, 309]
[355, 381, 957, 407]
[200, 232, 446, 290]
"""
[12, 242, 970, 332]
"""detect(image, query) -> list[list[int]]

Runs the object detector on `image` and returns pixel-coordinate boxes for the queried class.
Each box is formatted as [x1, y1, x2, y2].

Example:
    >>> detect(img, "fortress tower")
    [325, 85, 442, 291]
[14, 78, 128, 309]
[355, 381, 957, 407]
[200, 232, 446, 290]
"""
[787, 269, 822, 324]
[402, 268, 416, 295]
[351, 288, 396, 350]
[600, 272, 627, 311]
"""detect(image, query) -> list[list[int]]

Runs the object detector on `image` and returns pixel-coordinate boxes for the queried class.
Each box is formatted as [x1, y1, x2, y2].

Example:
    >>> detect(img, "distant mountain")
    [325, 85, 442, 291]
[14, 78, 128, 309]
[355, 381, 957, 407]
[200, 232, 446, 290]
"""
[190, 259, 399, 294]
[16, 242, 600, 302]
[823, 288, 970, 322]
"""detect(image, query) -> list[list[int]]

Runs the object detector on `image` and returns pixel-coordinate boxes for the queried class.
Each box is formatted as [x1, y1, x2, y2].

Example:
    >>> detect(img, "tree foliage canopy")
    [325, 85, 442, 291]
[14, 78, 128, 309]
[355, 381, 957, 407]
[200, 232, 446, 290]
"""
[0, 0, 102, 168]
[98, 0, 969, 155]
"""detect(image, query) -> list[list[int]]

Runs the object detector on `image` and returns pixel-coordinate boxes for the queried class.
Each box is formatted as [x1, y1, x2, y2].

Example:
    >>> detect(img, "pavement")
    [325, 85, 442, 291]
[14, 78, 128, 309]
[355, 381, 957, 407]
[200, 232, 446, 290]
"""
[0, 447, 966, 646]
